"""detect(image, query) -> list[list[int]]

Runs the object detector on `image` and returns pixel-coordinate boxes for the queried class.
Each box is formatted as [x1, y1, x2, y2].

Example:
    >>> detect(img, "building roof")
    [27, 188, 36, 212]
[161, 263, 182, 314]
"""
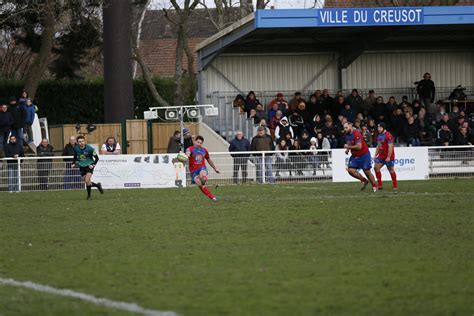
[196, 6, 474, 70]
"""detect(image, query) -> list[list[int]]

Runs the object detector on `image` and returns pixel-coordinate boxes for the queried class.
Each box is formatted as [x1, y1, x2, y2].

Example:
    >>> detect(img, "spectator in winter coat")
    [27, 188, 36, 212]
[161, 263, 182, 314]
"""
[244, 91, 260, 114]
[36, 138, 54, 191]
[371, 96, 386, 124]
[5, 135, 24, 192]
[251, 126, 275, 183]
[321, 89, 334, 116]
[306, 93, 325, 118]
[296, 101, 312, 126]
[345, 89, 363, 113]
[310, 114, 324, 137]
[249, 108, 260, 124]
[269, 110, 283, 137]
[233, 94, 245, 113]
[289, 92, 305, 112]
[417, 107, 434, 145]
[229, 131, 251, 184]
[362, 90, 376, 117]
[0, 104, 14, 157]
[275, 116, 294, 141]
[340, 103, 356, 123]
[23, 98, 36, 144]
[403, 116, 421, 146]
[167, 131, 181, 153]
[289, 111, 305, 138]
[321, 117, 338, 148]
[62, 136, 82, 189]
[267, 103, 280, 123]
[275, 139, 291, 177]
[389, 108, 404, 140]
[255, 103, 267, 122]
[18, 90, 29, 107]
[416, 72, 435, 108]
[268, 93, 288, 116]
[8, 97, 26, 144]
[436, 123, 453, 146]
[454, 127, 472, 145]
[299, 131, 311, 150]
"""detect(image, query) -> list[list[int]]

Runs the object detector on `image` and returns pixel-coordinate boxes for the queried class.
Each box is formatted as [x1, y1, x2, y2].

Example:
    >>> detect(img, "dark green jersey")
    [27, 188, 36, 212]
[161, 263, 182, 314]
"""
[73, 144, 98, 167]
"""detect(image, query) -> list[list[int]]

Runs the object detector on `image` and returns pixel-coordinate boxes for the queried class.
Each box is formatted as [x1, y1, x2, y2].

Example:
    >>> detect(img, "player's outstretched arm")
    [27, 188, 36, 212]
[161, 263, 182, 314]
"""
[207, 158, 220, 174]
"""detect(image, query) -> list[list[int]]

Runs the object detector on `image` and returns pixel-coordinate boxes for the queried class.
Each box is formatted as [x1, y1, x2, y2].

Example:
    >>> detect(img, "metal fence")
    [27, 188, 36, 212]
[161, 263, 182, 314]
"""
[1, 145, 473, 192]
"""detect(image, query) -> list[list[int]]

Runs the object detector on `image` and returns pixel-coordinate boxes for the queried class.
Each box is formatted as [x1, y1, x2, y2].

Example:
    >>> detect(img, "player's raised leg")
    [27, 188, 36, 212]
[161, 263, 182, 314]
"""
[194, 169, 216, 201]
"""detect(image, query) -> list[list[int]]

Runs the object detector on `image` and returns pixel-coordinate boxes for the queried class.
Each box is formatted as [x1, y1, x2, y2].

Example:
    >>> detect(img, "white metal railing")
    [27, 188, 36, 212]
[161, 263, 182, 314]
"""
[0, 145, 472, 192]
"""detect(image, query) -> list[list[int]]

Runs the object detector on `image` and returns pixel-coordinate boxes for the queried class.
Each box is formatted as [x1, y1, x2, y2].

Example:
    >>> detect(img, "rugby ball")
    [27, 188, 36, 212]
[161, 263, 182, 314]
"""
[176, 153, 188, 163]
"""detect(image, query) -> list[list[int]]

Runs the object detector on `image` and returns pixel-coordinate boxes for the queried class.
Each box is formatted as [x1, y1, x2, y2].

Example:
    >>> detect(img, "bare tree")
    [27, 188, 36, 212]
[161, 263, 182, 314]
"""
[131, 0, 170, 107]
[22, 0, 56, 99]
[240, 0, 253, 18]
[164, 0, 200, 106]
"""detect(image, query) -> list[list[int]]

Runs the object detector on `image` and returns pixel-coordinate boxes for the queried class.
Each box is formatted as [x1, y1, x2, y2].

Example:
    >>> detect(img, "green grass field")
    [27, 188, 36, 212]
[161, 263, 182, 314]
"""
[1, 179, 473, 316]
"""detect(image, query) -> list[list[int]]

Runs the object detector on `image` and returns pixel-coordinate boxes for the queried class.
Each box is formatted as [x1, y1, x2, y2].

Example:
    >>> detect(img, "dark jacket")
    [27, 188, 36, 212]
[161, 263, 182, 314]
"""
[345, 95, 363, 113]
[62, 143, 76, 162]
[0, 111, 14, 133]
[183, 135, 193, 152]
[436, 129, 453, 145]
[229, 137, 251, 158]
[417, 79, 435, 101]
[403, 122, 421, 139]
[9, 104, 26, 129]
[251, 134, 274, 154]
[5, 141, 25, 163]
[37, 144, 54, 163]
[167, 136, 181, 153]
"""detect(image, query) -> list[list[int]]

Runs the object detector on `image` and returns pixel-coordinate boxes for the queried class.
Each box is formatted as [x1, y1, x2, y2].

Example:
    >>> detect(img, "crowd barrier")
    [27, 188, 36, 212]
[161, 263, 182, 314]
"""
[0, 145, 473, 192]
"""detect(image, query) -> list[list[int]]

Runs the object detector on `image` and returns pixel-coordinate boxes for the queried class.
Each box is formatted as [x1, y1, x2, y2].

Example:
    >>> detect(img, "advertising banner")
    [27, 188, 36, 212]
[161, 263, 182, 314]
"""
[92, 154, 186, 189]
[332, 147, 429, 182]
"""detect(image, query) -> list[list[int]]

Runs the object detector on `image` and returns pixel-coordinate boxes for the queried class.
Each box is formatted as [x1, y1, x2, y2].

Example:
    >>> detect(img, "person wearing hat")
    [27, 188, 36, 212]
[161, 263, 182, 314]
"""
[373, 122, 398, 191]
[274, 116, 294, 142]
[182, 128, 193, 151]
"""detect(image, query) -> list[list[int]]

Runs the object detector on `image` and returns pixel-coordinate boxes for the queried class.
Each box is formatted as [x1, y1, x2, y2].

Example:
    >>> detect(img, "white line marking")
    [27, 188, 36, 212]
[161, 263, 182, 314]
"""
[0, 277, 178, 316]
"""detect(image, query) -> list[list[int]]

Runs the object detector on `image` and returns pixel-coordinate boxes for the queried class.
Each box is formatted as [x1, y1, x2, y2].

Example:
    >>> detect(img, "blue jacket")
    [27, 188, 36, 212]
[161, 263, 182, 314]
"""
[23, 104, 36, 125]
[229, 137, 251, 158]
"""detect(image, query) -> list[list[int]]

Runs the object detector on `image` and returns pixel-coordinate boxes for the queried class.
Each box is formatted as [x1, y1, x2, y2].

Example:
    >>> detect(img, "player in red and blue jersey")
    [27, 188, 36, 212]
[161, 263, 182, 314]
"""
[343, 122, 378, 192]
[185, 135, 220, 201]
[373, 122, 397, 191]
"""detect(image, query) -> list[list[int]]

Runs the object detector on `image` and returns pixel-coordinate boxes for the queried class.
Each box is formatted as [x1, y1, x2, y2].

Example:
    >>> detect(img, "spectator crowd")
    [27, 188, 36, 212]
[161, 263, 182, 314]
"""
[232, 73, 474, 150]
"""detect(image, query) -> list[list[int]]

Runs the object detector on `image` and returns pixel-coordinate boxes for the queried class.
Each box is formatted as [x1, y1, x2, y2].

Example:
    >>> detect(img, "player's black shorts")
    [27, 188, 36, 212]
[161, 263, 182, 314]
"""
[80, 166, 94, 177]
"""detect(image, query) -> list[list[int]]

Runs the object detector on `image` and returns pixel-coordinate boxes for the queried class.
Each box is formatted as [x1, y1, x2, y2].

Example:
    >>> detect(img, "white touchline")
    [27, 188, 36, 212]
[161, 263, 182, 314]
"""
[0, 277, 178, 316]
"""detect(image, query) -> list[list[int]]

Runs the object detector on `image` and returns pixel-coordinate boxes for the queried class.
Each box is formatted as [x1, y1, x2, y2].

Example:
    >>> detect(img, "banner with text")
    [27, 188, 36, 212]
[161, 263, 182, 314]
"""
[332, 147, 429, 182]
[92, 154, 186, 189]
[318, 8, 424, 26]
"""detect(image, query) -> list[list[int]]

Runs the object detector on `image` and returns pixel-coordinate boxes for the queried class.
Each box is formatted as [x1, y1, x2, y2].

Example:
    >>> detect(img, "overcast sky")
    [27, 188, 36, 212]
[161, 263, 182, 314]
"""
[149, 0, 325, 10]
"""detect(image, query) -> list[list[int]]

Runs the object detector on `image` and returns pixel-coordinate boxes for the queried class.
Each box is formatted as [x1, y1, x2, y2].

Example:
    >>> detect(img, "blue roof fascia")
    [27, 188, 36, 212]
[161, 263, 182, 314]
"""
[255, 6, 474, 28]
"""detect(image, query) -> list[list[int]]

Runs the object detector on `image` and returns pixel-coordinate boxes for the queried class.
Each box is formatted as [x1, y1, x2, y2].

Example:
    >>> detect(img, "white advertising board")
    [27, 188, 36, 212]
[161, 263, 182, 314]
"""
[92, 154, 186, 189]
[332, 147, 429, 182]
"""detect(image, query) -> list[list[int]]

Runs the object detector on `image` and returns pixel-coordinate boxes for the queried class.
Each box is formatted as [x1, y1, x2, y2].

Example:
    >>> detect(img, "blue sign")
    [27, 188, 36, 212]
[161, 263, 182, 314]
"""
[318, 8, 424, 26]
[255, 6, 474, 29]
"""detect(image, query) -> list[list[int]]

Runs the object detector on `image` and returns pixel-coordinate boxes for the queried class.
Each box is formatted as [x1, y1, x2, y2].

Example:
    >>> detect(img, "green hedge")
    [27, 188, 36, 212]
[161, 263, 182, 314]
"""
[0, 78, 179, 125]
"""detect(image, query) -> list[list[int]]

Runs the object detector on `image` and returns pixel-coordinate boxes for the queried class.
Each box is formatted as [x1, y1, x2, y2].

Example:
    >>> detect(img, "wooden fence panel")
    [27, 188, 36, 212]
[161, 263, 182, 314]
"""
[126, 120, 148, 154]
